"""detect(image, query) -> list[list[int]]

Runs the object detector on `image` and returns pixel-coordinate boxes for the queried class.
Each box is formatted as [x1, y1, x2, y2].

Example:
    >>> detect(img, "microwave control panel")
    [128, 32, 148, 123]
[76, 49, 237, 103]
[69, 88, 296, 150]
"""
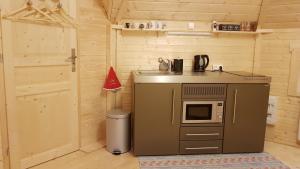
[216, 102, 224, 122]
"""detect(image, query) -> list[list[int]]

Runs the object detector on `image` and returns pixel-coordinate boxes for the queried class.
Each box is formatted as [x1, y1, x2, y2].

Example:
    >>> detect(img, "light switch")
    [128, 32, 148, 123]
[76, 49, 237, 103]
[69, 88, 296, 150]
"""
[188, 22, 195, 30]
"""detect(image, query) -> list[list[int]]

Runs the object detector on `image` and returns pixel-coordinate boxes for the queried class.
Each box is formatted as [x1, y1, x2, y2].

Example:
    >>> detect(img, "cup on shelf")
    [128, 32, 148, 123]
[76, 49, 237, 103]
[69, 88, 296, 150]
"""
[212, 21, 218, 31]
[146, 22, 153, 29]
[125, 23, 130, 29]
[162, 23, 167, 30]
[139, 23, 145, 29]
[246, 22, 251, 31]
[250, 22, 257, 31]
[130, 23, 136, 29]
[155, 21, 162, 29]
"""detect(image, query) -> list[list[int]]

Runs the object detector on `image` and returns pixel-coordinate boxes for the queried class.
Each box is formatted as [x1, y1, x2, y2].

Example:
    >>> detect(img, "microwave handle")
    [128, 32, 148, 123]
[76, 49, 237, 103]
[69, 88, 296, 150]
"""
[233, 89, 238, 124]
[171, 89, 175, 125]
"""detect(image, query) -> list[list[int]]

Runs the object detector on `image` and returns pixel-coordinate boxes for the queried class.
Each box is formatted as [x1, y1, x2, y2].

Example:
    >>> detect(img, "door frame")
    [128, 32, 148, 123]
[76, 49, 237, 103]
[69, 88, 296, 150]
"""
[0, 8, 10, 169]
[0, 0, 80, 168]
[1, 1, 21, 168]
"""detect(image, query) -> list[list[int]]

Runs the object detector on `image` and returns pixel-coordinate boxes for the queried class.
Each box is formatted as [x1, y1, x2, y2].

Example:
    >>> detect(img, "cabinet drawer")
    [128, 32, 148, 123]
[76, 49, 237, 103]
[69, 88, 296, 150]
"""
[180, 127, 223, 141]
[180, 140, 222, 154]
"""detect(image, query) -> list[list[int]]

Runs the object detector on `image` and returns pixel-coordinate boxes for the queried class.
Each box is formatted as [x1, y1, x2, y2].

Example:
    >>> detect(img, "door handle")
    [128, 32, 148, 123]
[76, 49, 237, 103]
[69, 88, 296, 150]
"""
[65, 48, 77, 72]
[233, 89, 238, 124]
[171, 89, 175, 125]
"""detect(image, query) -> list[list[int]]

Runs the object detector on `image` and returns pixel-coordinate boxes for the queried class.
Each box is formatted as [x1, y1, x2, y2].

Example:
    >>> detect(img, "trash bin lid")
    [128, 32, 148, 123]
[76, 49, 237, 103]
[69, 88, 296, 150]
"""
[106, 109, 130, 119]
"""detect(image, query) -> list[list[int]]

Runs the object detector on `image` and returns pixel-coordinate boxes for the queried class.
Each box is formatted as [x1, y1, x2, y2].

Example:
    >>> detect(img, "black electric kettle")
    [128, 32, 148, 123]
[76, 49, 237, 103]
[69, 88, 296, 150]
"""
[193, 55, 209, 72]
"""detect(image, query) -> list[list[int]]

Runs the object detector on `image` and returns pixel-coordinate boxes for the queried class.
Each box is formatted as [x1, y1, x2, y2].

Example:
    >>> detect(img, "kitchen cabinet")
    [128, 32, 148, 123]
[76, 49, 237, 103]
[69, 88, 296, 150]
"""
[133, 83, 181, 155]
[223, 84, 270, 153]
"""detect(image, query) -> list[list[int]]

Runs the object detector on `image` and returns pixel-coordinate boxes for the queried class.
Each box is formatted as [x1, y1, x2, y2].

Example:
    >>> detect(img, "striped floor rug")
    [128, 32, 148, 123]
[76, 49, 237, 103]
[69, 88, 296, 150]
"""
[139, 153, 290, 169]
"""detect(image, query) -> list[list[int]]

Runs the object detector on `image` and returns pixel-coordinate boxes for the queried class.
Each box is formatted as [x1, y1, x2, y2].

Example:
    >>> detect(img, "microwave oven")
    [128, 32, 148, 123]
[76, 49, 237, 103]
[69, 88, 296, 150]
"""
[182, 101, 224, 124]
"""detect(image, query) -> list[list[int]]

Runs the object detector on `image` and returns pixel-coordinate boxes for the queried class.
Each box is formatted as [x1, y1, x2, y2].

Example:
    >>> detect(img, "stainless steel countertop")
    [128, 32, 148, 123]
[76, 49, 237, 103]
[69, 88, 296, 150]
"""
[133, 70, 272, 84]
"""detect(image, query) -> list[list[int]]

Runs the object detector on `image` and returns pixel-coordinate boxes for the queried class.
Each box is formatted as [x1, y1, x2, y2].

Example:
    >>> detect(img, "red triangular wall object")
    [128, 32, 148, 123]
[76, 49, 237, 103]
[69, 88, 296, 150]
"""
[103, 67, 122, 91]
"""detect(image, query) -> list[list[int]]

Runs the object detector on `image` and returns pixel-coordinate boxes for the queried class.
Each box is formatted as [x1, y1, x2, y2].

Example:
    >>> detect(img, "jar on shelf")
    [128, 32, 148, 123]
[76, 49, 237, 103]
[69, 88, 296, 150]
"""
[212, 21, 218, 31]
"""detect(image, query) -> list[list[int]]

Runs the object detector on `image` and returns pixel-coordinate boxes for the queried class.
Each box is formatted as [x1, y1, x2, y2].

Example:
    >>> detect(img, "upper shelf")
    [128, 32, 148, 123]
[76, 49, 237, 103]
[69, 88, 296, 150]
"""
[121, 28, 167, 32]
[113, 25, 273, 36]
[212, 29, 273, 35]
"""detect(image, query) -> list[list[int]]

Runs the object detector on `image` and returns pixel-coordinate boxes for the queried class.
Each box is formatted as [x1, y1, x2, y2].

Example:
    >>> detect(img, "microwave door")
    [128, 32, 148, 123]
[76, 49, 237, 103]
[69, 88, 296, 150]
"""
[183, 102, 214, 123]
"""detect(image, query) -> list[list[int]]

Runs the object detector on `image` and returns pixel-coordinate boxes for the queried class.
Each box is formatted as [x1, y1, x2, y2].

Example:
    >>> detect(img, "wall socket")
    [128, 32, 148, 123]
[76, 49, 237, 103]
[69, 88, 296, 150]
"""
[212, 64, 223, 71]
[267, 96, 277, 125]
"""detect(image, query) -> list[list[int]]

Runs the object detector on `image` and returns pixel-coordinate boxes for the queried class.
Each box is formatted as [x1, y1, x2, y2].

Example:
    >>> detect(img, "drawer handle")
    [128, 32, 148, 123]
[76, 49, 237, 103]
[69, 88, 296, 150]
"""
[185, 147, 219, 150]
[186, 133, 220, 136]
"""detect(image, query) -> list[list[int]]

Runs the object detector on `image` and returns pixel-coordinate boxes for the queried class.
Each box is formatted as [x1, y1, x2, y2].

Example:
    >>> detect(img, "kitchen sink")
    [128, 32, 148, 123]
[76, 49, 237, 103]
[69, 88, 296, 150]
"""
[136, 70, 181, 76]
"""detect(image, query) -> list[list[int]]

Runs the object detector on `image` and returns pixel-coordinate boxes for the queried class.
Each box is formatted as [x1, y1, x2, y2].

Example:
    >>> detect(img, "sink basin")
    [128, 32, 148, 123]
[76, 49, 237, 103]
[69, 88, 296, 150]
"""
[136, 70, 181, 76]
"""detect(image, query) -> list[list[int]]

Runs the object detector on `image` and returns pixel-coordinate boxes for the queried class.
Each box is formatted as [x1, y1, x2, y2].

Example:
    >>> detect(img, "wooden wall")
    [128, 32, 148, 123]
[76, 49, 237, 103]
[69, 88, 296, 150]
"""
[260, 0, 300, 29]
[0, 13, 5, 169]
[123, 0, 263, 22]
[114, 20, 256, 111]
[254, 0, 300, 147]
[77, 0, 109, 150]
[254, 30, 300, 148]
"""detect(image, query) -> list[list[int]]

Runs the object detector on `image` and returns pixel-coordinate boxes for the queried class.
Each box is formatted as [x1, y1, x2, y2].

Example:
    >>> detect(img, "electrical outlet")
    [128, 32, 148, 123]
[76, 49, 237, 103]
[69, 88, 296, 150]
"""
[212, 64, 223, 71]
[267, 96, 277, 125]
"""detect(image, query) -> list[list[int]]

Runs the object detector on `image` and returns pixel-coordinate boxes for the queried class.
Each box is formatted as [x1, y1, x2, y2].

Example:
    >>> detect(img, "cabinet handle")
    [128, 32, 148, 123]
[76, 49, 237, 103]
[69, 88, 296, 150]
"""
[186, 133, 220, 136]
[185, 147, 219, 150]
[233, 89, 238, 124]
[171, 89, 175, 125]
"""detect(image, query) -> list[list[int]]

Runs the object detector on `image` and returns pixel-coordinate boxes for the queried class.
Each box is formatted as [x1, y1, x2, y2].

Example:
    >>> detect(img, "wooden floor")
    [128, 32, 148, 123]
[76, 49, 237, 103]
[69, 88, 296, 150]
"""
[29, 141, 300, 169]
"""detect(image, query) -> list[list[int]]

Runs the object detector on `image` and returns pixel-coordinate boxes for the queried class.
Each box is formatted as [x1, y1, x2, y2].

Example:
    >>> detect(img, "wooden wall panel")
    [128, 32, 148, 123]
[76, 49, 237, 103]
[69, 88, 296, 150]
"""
[122, 0, 263, 22]
[254, 29, 300, 148]
[78, 0, 109, 150]
[260, 0, 300, 28]
[0, 13, 6, 169]
[288, 48, 300, 97]
[0, 66, 4, 169]
[256, 0, 300, 147]
[115, 20, 256, 111]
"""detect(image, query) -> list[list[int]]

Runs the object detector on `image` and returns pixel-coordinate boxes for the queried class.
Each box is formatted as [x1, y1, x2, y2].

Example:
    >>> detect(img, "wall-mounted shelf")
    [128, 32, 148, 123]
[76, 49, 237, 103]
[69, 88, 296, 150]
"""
[121, 28, 167, 32]
[112, 25, 273, 36]
[212, 29, 273, 35]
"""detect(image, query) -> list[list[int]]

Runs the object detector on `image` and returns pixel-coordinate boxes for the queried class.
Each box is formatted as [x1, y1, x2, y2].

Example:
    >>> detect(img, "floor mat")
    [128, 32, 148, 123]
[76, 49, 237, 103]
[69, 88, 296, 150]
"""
[139, 153, 290, 169]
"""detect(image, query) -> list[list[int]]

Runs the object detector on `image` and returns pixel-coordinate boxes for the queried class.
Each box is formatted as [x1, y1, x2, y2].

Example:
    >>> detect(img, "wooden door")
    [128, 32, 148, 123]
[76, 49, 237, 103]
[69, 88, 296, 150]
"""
[223, 84, 270, 153]
[1, 1, 79, 168]
[134, 83, 181, 155]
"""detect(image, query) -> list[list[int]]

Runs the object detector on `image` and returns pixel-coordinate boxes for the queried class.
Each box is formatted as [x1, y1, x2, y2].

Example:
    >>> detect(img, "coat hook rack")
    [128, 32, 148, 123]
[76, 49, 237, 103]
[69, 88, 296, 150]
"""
[2, 0, 77, 28]
[51, 2, 77, 28]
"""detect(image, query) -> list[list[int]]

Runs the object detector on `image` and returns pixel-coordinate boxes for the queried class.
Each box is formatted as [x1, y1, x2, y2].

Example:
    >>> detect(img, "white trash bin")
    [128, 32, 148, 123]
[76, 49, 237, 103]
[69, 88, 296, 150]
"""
[106, 109, 131, 155]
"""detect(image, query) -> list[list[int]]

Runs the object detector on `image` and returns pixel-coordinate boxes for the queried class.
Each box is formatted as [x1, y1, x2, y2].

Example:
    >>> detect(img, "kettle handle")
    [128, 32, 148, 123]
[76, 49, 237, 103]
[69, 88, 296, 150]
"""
[202, 55, 210, 68]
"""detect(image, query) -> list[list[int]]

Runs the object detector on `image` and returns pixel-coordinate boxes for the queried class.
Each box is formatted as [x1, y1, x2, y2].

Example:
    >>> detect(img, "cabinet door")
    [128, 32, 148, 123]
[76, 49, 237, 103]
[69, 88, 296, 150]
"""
[134, 84, 181, 155]
[223, 84, 270, 153]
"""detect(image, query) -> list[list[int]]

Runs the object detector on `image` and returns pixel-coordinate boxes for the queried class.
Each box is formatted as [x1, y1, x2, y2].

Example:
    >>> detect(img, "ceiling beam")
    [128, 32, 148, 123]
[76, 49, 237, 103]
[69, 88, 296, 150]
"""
[101, 0, 128, 24]
[101, 0, 112, 21]
[113, 0, 128, 24]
